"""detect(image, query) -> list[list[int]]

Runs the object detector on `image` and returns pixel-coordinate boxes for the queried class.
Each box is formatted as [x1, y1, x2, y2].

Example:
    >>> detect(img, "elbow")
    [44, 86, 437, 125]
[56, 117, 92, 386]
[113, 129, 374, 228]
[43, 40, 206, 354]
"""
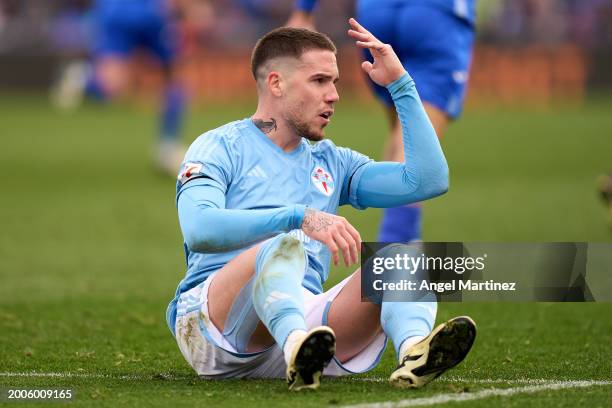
[423, 161, 449, 199]
[184, 231, 207, 253]
[184, 229, 221, 253]
[178, 200, 226, 253]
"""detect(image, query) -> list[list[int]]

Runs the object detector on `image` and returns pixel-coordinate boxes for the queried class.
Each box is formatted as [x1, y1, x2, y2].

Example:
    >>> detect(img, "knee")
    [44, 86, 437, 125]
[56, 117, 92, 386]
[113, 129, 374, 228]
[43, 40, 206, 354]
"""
[257, 234, 305, 266]
[96, 61, 129, 98]
[254, 233, 307, 281]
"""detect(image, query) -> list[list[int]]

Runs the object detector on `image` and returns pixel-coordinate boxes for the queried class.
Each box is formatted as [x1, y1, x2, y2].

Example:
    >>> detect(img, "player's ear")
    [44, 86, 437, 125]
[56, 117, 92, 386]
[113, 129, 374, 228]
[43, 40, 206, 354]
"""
[267, 72, 283, 97]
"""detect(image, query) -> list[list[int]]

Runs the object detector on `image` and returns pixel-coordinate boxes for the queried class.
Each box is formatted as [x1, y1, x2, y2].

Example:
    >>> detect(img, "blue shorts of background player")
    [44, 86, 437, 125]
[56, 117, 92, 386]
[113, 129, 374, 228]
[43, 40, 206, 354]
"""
[356, 0, 476, 242]
[357, 0, 474, 119]
[94, 0, 177, 66]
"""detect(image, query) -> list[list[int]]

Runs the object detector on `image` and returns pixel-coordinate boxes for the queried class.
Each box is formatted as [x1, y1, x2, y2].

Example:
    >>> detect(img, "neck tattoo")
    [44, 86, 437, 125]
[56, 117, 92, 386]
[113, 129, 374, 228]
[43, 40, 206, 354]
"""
[253, 118, 277, 134]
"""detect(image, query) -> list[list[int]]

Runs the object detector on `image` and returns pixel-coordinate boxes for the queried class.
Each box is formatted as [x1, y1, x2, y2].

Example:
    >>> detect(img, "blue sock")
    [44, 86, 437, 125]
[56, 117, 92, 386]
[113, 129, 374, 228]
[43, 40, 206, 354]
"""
[252, 234, 308, 348]
[85, 75, 107, 102]
[159, 83, 185, 142]
[377, 243, 437, 356]
[378, 205, 422, 242]
[381, 299, 437, 355]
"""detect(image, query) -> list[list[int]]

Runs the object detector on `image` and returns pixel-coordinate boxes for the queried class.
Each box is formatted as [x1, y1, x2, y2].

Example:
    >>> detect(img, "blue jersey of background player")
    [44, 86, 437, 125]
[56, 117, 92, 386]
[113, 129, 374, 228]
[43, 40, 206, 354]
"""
[91, 0, 186, 175]
[288, 0, 476, 242]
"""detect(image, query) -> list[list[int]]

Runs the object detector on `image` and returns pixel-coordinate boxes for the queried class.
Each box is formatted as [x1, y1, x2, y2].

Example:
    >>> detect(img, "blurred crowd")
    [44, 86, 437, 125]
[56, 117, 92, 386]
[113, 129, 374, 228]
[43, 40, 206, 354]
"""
[1, 0, 611, 57]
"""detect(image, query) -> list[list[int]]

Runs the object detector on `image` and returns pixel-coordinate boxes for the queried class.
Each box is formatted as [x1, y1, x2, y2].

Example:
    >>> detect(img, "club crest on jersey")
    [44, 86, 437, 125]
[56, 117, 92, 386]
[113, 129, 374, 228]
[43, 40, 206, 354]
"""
[311, 166, 334, 196]
[178, 162, 203, 184]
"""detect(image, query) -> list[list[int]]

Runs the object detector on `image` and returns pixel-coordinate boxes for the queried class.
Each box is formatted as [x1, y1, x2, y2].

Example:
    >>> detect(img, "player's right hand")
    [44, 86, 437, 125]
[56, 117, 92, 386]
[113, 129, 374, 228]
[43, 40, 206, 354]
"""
[347, 18, 406, 87]
[301, 209, 361, 267]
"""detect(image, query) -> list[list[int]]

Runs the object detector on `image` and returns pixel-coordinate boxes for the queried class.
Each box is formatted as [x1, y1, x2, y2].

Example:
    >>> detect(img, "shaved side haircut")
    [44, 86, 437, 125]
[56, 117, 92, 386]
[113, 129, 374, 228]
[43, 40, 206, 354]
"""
[251, 27, 337, 82]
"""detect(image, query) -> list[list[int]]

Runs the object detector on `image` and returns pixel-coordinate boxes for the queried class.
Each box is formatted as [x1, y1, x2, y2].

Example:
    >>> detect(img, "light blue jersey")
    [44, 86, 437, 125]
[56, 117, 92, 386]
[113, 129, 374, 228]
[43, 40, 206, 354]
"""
[167, 74, 449, 334]
[175, 118, 371, 296]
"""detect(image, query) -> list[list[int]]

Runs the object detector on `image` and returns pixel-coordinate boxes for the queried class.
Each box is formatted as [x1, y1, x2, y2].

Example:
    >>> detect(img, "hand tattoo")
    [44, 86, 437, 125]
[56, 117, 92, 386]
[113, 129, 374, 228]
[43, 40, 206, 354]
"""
[302, 208, 334, 233]
[253, 117, 277, 134]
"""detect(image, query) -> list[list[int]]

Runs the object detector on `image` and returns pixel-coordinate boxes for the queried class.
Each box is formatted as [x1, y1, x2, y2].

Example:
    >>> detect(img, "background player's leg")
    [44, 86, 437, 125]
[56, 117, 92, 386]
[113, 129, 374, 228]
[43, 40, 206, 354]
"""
[95, 56, 131, 99]
[371, 1, 473, 243]
[383, 104, 449, 164]
[378, 104, 449, 242]
[147, 10, 187, 175]
[156, 65, 187, 174]
[360, 1, 453, 243]
[159, 68, 185, 143]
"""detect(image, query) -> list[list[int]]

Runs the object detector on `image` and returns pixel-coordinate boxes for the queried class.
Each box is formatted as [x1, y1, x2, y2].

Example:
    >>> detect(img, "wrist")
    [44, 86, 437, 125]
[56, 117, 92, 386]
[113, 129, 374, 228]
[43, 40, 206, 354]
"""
[386, 72, 415, 97]
[293, 204, 308, 229]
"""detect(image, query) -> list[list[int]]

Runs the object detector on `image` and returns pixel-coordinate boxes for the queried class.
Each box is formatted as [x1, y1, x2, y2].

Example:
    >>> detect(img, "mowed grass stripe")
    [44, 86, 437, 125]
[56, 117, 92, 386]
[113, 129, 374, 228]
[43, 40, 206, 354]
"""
[340, 381, 612, 408]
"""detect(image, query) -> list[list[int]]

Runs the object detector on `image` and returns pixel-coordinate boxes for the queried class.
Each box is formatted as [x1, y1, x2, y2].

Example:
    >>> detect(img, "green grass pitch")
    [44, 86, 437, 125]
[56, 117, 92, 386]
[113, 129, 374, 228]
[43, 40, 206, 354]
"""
[1, 94, 611, 407]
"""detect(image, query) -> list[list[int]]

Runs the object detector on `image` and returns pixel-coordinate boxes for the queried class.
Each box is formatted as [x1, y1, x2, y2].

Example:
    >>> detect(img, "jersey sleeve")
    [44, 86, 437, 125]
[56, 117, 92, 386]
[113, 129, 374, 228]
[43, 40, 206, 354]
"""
[176, 131, 234, 200]
[338, 146, 374, 209]
[177, 185, 306, 253]
[348, 73, 449, 209]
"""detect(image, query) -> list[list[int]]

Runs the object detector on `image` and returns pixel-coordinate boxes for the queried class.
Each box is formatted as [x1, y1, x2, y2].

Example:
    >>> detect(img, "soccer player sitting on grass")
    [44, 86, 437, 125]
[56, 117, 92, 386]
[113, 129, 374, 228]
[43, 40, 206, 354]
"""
[166, 19, 476, 390]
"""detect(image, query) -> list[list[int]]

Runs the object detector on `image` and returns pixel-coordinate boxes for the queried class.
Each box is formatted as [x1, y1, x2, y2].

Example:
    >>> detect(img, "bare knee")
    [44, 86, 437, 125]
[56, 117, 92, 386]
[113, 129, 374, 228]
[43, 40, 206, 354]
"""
[96, 58, 130, 98]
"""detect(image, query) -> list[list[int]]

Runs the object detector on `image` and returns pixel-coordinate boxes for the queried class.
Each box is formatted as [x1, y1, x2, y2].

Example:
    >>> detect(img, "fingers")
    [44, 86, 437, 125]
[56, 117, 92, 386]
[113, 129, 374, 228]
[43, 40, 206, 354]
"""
[361, 61, 373, 75]
[355, 41, 386, 53]
[347, 28, 369, 41]
[332, 232, 351, 267]
[340, 229, 359, 265]
[348, 17, 371, 36]
[344, 222, 362, 254]
[348, 21, 382, 50]
[328, 239, 340, 266]
[334, 220, 361, 266]
[326, 225, 360, 267]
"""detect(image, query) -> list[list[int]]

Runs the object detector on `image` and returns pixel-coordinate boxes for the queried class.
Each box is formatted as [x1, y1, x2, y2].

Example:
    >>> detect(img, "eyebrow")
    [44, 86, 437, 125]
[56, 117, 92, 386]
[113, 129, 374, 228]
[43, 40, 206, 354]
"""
[310, 73, 340, 83]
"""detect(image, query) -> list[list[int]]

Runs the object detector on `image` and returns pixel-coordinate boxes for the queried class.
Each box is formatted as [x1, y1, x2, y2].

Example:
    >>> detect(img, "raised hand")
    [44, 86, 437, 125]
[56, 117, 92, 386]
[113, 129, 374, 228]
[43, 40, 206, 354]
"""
[301, 209, 362, 267]
[347, 18, 406, 87]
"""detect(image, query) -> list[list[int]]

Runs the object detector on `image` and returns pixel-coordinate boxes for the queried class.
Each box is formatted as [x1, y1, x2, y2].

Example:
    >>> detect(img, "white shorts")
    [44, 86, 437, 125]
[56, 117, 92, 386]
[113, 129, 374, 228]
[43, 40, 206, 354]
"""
[174, 272, 387, 379]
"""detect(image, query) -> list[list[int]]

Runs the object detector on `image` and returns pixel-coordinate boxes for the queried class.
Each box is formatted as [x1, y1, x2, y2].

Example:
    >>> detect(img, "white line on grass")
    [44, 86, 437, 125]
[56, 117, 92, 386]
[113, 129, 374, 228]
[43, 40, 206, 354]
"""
[350, 377, 582, 385]
[1, 372, 609, 387]
[0, 372, 189, 381]
[340, 380, 611, 408]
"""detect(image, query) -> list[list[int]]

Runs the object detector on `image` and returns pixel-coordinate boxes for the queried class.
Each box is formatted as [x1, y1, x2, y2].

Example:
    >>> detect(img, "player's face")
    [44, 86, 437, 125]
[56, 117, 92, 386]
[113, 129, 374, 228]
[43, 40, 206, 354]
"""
[283, 49, 339, 142]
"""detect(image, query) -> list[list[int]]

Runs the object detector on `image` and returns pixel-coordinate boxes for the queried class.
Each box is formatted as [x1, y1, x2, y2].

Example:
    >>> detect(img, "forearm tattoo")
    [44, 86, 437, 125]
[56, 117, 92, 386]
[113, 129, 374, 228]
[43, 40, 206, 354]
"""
[302, 208, 334, 233]
[253, 117, 277, 134]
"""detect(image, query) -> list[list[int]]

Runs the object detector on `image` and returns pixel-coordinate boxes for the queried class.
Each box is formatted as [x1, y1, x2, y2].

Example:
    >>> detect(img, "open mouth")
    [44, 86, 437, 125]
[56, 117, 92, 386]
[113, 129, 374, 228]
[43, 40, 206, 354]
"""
[319, 111, 333, 121]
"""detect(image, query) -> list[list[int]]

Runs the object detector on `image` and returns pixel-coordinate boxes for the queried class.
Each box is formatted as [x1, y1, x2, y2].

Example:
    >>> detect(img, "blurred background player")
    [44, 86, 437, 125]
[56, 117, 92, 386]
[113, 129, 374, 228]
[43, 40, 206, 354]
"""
[52, 0, 207, 175]
[288, 0, 477, 242]
[96, 0, 187, 175]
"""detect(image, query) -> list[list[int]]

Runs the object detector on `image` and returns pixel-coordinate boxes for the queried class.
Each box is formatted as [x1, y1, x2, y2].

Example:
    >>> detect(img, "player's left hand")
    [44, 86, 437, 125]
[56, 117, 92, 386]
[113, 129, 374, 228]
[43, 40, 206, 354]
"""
[347, 18, 406, 87]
